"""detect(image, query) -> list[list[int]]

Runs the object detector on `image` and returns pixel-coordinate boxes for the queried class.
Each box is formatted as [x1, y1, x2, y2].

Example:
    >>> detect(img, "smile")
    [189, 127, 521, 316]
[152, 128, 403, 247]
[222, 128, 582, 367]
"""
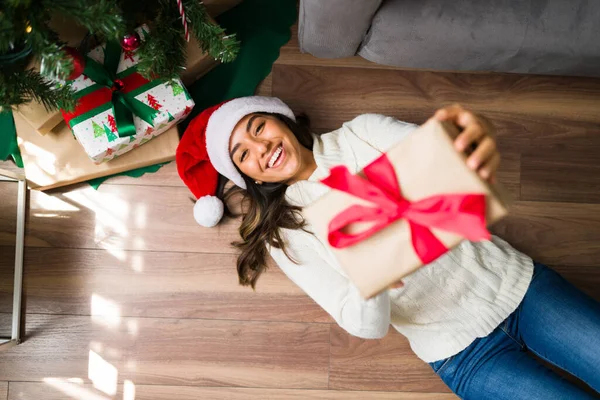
[267, 144, 285, 169]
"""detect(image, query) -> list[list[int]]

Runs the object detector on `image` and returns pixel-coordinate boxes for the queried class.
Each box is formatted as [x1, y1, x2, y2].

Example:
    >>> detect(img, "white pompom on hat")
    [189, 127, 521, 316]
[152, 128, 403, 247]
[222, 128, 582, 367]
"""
[176, 96, 296, 227]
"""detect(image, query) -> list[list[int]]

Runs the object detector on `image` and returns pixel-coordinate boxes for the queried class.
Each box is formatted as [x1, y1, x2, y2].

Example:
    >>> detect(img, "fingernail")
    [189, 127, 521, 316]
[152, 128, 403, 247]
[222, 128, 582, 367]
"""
[468, 159, 478, 169]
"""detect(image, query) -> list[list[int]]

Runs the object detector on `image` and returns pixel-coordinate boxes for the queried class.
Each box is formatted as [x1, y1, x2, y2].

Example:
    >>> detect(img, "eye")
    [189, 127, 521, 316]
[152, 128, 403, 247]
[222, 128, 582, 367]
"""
[256, 121, 265, 135]
[240, 150, 248, 162]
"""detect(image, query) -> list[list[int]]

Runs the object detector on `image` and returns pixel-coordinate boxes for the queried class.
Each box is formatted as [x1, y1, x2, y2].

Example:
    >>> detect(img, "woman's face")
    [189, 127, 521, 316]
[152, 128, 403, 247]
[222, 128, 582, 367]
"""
[229, 114, 306, 184]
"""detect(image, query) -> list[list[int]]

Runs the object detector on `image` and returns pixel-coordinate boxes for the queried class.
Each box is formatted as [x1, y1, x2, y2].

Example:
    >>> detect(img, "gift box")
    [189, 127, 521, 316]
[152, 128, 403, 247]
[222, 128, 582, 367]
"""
[180, 34, 220, 86]
[61, 26, 195, 163]
[13, 112, 179, 191]
[16, 16, 89, 135]
[303, 119, 510, 299]
[18, 20, 212, 136]
[202, 0, 244, 17]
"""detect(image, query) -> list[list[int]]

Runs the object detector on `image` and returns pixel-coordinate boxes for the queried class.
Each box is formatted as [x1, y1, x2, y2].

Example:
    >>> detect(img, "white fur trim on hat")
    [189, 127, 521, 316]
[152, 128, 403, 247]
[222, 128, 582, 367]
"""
[205, 96, 296, 189]
[194, 195, 224, 228]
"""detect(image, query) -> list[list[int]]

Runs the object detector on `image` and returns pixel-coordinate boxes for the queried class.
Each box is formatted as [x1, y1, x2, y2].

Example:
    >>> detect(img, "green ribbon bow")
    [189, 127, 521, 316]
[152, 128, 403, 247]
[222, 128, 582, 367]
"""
[81, 40, 158, 137]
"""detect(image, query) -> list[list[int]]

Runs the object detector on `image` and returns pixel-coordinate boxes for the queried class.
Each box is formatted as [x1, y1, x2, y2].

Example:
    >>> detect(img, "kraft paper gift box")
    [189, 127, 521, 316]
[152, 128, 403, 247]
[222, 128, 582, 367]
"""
[303, 119, 511, 299]
[13, 112, 179, 191]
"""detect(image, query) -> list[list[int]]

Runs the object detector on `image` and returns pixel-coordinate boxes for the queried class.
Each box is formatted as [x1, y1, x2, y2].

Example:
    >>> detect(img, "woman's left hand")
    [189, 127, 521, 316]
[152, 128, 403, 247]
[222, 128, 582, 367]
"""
[433, 104, 500, 184]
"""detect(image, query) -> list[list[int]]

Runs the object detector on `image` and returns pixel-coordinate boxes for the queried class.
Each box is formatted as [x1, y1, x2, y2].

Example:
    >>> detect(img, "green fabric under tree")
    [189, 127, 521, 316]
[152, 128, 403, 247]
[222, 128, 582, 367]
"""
[0, 0, 296, 188]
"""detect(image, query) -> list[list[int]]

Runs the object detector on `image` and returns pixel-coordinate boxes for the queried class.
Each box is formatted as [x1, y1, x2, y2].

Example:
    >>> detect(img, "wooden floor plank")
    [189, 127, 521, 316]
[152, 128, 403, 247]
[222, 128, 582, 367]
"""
[0, 247, 330, 323]
[8, 382, 458, 400]
[521, 145, 600, 204]
[97, 162, 185, 188]
[0, 314, 329, 388]
[0, 184, 240, 253]
[492, 201, 600, 267]
[255, 73, 273, 97]
[272, 65, 600, 131]
[329, 325, 450, 393]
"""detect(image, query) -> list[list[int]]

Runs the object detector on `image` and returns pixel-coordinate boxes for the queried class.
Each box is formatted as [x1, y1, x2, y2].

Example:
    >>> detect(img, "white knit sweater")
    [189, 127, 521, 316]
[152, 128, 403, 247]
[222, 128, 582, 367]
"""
[269, 113, 534, 363]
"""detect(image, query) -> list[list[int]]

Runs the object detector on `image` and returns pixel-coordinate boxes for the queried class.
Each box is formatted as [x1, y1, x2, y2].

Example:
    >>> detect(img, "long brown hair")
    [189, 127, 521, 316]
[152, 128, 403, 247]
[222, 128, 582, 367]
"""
[222, 112, 314, 288]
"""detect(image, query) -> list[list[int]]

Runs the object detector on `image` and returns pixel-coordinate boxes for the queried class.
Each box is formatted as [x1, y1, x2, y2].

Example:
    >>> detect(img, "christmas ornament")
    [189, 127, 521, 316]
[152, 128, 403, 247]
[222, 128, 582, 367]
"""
[176, 0, 190, 42]
[121, 32, 141, 51]
[63, 47, 85, 80]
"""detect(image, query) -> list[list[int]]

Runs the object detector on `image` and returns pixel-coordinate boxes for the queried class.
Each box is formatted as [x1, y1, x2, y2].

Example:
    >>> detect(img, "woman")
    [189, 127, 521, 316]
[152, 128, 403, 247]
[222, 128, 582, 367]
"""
[176, 96, 600, 399]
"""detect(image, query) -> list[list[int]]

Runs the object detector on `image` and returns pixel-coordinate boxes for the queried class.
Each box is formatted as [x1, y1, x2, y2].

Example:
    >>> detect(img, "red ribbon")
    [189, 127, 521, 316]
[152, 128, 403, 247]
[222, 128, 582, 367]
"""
[320, 154, 491, 264]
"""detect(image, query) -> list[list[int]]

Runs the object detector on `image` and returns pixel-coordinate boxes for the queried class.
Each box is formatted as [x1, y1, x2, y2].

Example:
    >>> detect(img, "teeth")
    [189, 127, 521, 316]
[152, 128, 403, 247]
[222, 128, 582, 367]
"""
[268, 146, 282, 168]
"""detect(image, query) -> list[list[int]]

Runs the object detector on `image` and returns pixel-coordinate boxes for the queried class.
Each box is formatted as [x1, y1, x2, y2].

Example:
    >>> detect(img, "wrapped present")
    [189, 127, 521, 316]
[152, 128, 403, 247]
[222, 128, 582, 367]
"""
[180, 17, 220, 85]
[61, 26, 195, 163]
[13, 112, 179, 191]
[303, 119, 510, 299]
[203, 0, 244, 17]
[16, 17, 89, 135]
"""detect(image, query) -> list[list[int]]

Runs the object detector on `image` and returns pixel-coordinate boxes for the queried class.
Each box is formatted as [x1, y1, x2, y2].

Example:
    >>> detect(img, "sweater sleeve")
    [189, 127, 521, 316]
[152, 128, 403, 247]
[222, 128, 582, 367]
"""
[269, 227, 391, 339]
[343, 113, 418, 153]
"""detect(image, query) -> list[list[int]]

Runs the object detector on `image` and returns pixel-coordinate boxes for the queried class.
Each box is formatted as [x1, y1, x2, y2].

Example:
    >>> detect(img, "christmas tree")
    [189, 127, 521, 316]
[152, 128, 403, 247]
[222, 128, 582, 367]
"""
[107, 114, 118, 132]
[0, 0, 240, 113]
[169, 80, 185, 96]
[92, 121, 105, 138]
[104, 123, 118, 142]
[146, 94, 162, 110]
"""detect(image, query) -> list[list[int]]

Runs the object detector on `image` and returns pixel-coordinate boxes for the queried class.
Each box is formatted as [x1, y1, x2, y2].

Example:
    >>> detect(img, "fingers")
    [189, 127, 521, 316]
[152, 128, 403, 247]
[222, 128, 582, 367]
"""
[434, 104, 463, 122]
[434, 104, 477, 128]
[433, 104, 501, 182]
[454, 122, 485, 153]
[479, 153, 501, 182]
[466, 136, 500, 183]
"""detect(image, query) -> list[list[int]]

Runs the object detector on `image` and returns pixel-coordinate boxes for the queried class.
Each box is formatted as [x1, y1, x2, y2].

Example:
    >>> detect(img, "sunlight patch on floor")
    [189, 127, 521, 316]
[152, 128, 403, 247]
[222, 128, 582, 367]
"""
[88, 350, 118, 396]
[91, 293, 121, 329]
[123, 380, 136, 400]
[43, 378, 109, 400]
[32, 191, 79, 212]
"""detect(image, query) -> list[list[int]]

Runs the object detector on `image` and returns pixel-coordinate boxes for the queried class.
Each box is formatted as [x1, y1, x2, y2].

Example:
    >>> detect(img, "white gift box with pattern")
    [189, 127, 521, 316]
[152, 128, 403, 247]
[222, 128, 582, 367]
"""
[61, 26, 195, 163]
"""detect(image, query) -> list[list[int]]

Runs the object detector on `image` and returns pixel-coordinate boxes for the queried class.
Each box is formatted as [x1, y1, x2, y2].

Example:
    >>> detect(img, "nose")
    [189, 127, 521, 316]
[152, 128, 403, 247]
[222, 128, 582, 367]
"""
[249, 138, 269, 160]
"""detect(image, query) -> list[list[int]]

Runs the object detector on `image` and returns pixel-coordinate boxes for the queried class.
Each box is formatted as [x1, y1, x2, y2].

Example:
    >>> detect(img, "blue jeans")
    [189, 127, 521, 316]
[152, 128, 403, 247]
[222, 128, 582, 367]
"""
[429, 263, 600, 399]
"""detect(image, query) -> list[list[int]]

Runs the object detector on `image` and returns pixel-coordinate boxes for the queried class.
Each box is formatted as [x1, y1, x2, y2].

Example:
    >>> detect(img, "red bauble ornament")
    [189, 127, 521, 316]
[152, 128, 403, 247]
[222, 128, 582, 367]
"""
[121, 32, 141, 52]
[63, 47, 85, 80]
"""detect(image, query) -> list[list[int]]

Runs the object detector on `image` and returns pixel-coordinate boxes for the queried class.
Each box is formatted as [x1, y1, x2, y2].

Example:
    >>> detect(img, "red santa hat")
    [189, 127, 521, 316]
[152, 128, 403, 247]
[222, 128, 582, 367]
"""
[176, 96, 296, 227]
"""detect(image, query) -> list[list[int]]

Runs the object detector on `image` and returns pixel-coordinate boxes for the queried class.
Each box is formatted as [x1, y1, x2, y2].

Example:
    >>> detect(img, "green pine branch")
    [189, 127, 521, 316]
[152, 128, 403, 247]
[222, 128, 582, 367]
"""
[183, 0, 240, 63]
[135, 0, 186, 79]
[0, 68, 76, 112]
[45, 0, 126, 41]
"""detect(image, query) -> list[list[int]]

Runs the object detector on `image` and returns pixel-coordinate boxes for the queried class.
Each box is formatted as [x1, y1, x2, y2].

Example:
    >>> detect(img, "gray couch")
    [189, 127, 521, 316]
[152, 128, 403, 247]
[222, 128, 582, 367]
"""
[299, 0, 600, 78]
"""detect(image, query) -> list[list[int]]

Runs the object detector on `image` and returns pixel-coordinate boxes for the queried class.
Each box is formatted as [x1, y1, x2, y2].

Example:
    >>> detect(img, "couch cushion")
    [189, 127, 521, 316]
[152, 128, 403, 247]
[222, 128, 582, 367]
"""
[359, 0, 600, 77]
[299, 0, 383, 58]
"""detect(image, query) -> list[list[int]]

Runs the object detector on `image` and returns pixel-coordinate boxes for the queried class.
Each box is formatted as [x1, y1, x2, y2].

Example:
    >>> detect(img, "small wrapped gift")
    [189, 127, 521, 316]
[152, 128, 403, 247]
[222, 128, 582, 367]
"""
[61, 26, 195, 163]
[16, 17, 89, 135]
[13, 112, 179, 191]
[303, 119, 510, 299]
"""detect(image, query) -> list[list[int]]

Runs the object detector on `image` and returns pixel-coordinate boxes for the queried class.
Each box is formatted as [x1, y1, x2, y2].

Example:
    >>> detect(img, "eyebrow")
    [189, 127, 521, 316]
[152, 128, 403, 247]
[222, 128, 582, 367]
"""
[230, 115, 260, 160]
[246, 115, 259, 133]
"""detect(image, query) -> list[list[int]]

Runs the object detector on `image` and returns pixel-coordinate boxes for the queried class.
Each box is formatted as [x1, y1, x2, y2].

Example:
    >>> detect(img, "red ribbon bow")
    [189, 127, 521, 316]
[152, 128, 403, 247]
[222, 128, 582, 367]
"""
[320, 154, 491, 264]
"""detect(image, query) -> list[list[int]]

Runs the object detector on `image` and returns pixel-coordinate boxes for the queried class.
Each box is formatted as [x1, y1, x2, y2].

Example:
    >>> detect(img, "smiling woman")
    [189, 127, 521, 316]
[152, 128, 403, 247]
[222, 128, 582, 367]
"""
[229, 113, 317, 185]
[175, 96, 600, 400]
[225, 111, 316, 288]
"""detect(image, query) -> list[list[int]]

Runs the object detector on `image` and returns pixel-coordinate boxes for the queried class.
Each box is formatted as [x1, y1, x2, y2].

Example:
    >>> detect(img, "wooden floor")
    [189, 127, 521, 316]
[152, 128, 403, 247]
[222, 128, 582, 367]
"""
[1, 23, 600, 400]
